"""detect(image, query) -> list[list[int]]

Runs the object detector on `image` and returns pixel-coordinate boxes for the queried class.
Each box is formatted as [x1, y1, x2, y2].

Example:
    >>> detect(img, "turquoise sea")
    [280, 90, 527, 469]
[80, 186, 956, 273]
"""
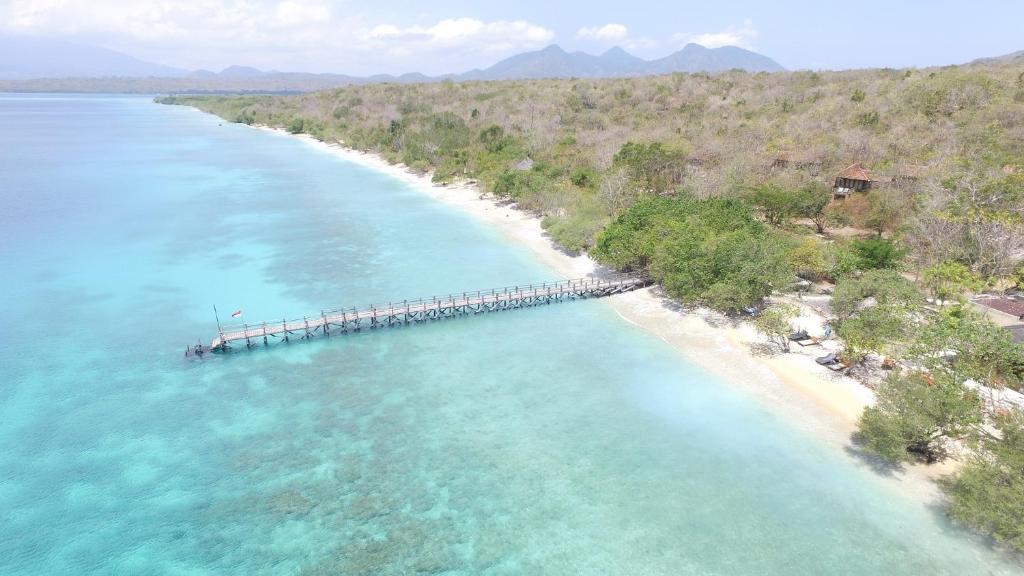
[1, 94, 1020, 575]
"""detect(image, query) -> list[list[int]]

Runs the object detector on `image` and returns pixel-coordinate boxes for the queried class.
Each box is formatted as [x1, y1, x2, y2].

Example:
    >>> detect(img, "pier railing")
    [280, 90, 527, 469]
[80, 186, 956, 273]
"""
[189, 273, 650, 356]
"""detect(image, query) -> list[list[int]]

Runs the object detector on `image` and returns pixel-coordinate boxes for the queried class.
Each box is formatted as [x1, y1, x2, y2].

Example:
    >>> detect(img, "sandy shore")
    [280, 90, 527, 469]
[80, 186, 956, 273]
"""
[254, 124, 950, 500]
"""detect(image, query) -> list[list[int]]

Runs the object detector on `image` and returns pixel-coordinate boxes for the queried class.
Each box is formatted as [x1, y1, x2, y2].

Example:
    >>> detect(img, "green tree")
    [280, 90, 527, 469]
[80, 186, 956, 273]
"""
[833, 269, 921, 320]
[865, 189, 905, 236]
[856, 371, 982, 463]
[850, 237, 904, 270]
[286, 117, 305, 134]
[479, 124, 505, 148]
[594, 196, 793, 312]
[922, 261, 982, 303]
[655, 223, 793, 313]
[833, 270, 922, 359]
[792, 182, 834, 233]
[828, 243, 865, 280]
[910, 305, 1024, 388]
[492, 169, 545, 201]
[939, 409, 1024, 552]
[612, 141, 686, 193]
[749, 183, 797, 227]
[592, 195, 688, 271]
[755, 304, 800, 352]
[788, 237, 829, 281]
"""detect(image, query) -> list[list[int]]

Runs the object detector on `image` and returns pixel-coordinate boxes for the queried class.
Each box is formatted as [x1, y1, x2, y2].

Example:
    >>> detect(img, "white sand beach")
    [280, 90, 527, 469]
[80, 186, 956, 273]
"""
[256, 124, 952, 500]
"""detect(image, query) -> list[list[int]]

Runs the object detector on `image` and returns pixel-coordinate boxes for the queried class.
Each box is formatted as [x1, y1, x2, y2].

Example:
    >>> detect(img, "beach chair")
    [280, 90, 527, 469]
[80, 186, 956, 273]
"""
[795, 336, 821, 347]
[827, 361, 850, 372]
[815, 352, 838, 366]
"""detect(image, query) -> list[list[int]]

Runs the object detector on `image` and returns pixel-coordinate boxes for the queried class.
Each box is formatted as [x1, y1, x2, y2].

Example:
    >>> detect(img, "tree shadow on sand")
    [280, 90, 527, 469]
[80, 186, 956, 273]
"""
[843, 436, 907, 478]
[746, 341, 785, 357]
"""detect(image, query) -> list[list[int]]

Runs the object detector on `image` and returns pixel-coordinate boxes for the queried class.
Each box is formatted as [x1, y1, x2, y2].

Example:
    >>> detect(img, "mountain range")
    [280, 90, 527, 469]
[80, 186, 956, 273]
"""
[0, 35, 785, 92]
[460, 44, 784, 80]
[970, 50, 1024, 66]
[0, 35, 187, 79]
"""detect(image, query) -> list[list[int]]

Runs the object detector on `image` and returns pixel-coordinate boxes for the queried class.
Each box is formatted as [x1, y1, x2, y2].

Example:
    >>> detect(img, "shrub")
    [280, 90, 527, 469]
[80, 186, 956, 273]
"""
[570, 166, 598, 189]
[910, 305, 1024, 388]
[856, 371, 981, 463]
[922, 261, 982, 302]
[541, 202, 608, 255]
[850, 237, 904, 270]
[833, 269, 923, 359]
[789, 238, 829, 281]
[286, 117, 305, 134]
[594, 196, 792, 312]
[492, 169, 547, 202]
[749, 183, 796, 227]
[612, 141, 687, 193]
[940, 409, 1024, 552]
[755, 304, 800, 352]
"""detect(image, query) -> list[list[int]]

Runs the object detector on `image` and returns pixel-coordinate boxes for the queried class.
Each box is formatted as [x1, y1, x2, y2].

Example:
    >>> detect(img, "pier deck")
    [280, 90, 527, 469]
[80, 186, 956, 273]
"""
[188, 275, 650, 355]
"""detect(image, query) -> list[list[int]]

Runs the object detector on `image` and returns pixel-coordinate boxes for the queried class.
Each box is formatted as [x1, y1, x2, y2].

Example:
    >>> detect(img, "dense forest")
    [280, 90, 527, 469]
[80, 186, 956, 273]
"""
[160, 60, 1024, 553]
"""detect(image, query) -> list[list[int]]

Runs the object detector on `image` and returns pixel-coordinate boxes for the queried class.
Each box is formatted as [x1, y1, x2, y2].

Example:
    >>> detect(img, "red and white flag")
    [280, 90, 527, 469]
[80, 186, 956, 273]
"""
[231, 310, 243, 318]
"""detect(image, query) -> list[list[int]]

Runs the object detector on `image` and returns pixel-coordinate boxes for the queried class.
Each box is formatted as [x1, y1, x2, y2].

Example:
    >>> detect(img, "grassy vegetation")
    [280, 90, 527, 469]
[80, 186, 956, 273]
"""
[157, 62, 1024, 269]
[940, 409, 1024, 552]
[592, 195, 792, 312]
[158, 61, 1024, 551]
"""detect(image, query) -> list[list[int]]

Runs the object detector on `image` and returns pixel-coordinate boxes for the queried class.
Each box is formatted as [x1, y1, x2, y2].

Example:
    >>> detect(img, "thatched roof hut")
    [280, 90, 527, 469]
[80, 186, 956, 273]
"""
[833, 163, 873, 197]
[772, 151, 821, 169]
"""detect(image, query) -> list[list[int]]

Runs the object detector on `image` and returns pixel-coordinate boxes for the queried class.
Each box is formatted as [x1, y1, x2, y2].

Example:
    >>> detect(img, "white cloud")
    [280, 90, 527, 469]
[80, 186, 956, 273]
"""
[1, 0, 338, 41]
[275, 1, 332, 27]
[0, 1, 555, 75]
[576, 23, 629, 42]
[368, 18, 553, 51]
[675, 19, 758, 49]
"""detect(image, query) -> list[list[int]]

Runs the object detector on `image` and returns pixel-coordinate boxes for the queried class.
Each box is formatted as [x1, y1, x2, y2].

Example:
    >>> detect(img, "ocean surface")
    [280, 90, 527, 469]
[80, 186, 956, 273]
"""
[0, 93, 1020, 575]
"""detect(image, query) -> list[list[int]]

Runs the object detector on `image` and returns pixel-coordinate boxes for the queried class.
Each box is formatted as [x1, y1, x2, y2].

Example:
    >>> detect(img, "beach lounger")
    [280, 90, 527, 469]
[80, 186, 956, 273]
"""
[815, 352, 838, 366]
[795, 337, 821, 347]
[827, 361, 850, 372]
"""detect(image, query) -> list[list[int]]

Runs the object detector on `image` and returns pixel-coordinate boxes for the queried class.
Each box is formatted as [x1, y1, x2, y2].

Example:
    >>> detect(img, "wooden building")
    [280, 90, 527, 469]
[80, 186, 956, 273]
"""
[772, 151, 821, 170]
[833, 163, 873, 198]
[971, 295, 1024, 343]
[891, 164, 927, 186]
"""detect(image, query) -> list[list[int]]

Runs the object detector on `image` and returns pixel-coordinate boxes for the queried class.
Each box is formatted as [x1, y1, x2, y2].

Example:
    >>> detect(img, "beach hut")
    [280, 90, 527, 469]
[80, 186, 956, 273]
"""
[773, 151, 821, 170]
[773, 151, 796, 169]
[832, 163, 873, 198]
[891, 164, 927, 186]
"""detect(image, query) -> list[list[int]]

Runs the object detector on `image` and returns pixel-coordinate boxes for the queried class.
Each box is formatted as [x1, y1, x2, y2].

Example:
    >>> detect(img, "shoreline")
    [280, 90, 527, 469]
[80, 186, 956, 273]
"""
[252, 123, 952, 502]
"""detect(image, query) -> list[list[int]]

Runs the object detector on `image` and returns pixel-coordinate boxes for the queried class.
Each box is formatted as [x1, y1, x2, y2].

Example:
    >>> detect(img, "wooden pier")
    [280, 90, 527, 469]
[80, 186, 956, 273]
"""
[187, 275, 650, 356]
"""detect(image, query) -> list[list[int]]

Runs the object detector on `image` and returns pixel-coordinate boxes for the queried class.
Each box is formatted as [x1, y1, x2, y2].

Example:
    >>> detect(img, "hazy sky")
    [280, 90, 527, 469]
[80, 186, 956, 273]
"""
[2, 0, 1022, 74]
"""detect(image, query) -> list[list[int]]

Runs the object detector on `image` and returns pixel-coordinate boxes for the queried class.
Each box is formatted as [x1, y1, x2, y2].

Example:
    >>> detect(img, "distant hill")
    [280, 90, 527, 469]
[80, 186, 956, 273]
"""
[0, 35, 186, 79]
[970, 49, 1024, 65]
[459, 44, 783, 80]
[0, 38, 786, 92]
[644, 44, 785, 74]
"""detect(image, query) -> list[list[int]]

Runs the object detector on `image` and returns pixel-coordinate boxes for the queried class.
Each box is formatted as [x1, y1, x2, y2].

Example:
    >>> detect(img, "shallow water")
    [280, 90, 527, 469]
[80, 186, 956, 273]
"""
[1, 94, 1020, 575]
